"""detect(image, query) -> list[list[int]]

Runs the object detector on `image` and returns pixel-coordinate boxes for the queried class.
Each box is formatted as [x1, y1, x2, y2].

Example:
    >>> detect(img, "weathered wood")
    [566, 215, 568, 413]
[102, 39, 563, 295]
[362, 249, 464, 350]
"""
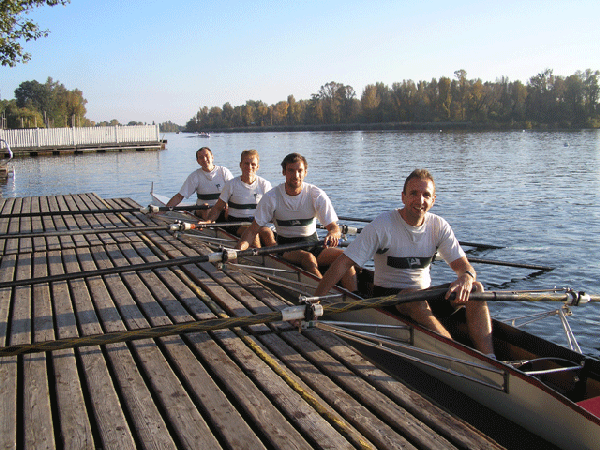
[26, 252, 56, 449]
[88, 244, 222, 450]
[66, 247, 175, 449]
[60, 248, 137, 449]
[48, 254, 95, 450]
[0, 253, 18, 450]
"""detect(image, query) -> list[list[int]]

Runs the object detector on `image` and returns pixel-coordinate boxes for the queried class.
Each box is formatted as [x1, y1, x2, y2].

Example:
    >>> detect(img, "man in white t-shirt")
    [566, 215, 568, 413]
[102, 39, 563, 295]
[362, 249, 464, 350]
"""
[315, 169, 494, 356]
[167, 147, 233, 220]
[203, 149, 275, 247]
[236, 153, 357, 292]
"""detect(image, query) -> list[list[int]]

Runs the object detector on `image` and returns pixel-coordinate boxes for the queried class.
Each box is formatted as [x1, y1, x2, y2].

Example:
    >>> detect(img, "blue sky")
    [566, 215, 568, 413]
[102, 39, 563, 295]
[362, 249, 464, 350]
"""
[2, 0, 599, 126]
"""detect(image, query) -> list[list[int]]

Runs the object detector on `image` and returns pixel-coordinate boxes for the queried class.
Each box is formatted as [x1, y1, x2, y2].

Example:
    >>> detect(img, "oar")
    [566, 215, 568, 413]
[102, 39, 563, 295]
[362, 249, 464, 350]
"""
[2, 287, 597, 357]
[467, 257, 553, 272]
[0, 221, 252, 240]
[0, 239, 326, 289]
[0, 203, 210, 219]
[334, 217, 504, 250]
[467, 290, 600, 305]
[0, 302, 324, 358]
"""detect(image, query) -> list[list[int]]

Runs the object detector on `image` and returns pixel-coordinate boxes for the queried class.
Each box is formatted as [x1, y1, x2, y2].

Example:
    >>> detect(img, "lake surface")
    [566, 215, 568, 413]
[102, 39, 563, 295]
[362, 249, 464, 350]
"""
[2, 130, 599, 357]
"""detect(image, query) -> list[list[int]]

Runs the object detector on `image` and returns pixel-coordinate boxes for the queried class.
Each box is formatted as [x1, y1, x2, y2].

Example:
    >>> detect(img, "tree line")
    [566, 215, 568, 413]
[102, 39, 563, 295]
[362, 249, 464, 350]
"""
[185, 69, 600, 132]
[1, 77, 90, 128]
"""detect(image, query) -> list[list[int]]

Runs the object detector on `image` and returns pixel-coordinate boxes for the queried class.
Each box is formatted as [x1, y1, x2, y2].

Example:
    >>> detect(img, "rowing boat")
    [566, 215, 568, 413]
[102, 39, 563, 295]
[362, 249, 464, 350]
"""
[150, 190, 600, 449]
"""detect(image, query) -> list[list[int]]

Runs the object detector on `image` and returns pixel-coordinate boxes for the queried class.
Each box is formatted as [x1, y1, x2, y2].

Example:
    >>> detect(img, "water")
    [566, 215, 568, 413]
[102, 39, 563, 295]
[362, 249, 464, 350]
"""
[2, 130, 599, 357]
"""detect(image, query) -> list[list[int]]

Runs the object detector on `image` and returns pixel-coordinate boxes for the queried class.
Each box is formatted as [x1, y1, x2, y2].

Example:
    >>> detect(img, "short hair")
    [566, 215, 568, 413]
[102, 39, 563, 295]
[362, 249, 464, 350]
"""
[196, 147, 212, 158]
[403, 169, 436, 194]
[241, 149, 259, 162]
[281, 153, 307, 171]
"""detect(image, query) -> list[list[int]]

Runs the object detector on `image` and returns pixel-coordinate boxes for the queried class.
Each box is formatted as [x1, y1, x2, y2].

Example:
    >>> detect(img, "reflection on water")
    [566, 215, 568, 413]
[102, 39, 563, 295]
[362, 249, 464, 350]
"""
[2, 130, 599, 356]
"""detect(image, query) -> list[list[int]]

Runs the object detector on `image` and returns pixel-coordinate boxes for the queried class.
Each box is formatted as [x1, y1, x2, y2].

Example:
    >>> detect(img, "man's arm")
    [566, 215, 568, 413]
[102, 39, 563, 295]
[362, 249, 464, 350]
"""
[204, 198, 227, 223]
[166, 193, 183, 208]
[314, 253, 355, 297]
[446, 256, 476, 303]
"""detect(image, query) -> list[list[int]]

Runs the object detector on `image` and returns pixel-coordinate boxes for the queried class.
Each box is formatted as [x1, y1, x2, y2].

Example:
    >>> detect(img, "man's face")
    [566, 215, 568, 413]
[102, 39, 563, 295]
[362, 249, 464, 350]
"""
[196, 149, 214, 171]
[401, 178, 436, 225]
[283, 160, 306, 191]
[240, 156, 259, 178]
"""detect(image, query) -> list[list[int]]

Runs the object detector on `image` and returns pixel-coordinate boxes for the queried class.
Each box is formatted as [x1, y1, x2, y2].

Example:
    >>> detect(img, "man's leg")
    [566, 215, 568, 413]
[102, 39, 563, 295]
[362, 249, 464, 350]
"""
[465, 283, 494, 355]
[282, 249, 321, 277]
[395, 300, 453, 339]
[317, 248, 358, 292]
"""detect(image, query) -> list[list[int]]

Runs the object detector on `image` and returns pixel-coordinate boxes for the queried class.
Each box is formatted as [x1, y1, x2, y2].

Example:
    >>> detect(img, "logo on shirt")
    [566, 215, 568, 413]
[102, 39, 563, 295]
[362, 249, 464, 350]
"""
[387, 255, 434, 269]
[215, 183, 221, 189]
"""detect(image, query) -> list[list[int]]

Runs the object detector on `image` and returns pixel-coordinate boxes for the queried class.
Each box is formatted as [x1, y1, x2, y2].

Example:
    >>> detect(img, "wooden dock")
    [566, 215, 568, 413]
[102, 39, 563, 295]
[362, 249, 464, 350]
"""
[0, 193, 506, 450]
[0, 125, 165, 157]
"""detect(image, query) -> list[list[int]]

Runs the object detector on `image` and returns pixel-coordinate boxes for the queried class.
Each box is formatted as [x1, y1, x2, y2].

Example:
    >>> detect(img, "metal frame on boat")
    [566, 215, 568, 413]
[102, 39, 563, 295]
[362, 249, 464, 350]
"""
[150, 189, 600, 450]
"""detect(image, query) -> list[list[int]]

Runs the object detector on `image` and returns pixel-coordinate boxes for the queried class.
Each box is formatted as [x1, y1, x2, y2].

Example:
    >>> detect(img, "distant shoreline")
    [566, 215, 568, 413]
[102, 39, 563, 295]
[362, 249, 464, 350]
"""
[189, 121, 597, 133]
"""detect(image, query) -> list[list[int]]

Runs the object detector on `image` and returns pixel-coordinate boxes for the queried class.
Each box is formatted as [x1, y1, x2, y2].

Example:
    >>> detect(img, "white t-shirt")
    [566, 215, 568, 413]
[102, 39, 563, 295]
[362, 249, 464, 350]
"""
[255, 183, 338, 238]
[178, 165, 233, 207]
[219, 176, 272, 219]
[344, 210, 465, 289]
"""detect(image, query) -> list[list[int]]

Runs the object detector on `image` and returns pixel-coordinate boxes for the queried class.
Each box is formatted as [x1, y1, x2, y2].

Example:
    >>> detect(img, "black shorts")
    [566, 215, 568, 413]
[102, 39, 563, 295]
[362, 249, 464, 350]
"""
[227, 215, 253, 234]
[276, 232, 324, 258]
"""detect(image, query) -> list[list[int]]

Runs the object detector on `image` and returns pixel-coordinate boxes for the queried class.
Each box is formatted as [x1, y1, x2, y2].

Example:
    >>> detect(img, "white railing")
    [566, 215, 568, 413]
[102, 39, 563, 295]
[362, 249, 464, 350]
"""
[0, 125, 160, 149]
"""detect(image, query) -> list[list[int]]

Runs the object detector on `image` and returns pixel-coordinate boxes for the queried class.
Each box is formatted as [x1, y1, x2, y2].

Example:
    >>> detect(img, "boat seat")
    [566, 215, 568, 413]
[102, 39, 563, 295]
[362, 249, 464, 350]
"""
[577, 396, 600, 418]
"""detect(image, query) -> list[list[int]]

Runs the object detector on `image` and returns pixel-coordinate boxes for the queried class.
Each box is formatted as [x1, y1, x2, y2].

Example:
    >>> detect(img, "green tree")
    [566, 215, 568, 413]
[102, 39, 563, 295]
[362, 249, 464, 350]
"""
[1, 0, 70, 67]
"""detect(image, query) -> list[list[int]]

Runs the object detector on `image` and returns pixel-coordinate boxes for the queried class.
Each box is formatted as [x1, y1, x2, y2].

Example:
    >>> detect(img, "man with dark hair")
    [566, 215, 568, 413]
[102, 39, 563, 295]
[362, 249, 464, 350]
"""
[236, 153, 357, 291]
[167, 147, 233, 220]
[315, 169, 494, 357]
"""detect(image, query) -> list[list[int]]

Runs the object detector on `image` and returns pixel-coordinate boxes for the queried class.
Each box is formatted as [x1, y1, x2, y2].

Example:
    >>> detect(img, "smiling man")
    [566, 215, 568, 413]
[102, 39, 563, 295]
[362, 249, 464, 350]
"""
[315, 168, 494, 357]
[166, 147, 233, 220]
[203, 149, 275, 247]
[236, 152, 357, 292]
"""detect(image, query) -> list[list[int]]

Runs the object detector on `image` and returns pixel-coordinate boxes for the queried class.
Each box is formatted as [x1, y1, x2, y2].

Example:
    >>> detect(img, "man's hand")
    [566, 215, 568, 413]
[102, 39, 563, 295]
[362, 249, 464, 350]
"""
[445, 273, 474, 305]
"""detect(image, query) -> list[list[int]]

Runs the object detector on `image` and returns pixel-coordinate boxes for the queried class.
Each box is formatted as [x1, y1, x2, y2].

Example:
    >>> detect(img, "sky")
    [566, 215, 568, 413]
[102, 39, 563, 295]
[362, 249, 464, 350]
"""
[2, 0, 599, 126]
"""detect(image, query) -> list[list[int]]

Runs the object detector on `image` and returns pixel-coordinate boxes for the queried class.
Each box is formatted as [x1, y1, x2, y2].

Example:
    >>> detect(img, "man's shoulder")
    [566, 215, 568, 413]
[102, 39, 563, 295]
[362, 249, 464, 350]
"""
[424, 212, 450, 227]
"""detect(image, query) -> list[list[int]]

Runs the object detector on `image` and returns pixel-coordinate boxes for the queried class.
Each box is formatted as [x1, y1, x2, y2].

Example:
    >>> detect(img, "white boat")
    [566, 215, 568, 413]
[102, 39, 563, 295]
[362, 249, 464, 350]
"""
[150, 189, 600, 449]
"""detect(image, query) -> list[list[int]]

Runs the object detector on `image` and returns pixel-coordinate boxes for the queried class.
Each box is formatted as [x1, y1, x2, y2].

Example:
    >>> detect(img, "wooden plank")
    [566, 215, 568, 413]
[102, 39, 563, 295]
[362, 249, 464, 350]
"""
[25, 251, 56, 449]
[82, 244, 222, 450]
[190, 260, 427, 449]
[3, 197, 21, 254]
[186, 330, 315, 450]
[18, 196, 34, 254]
[46, 195, 75, 250]
[47, 249, 95, 449]
[31, 196, 47, 254]
[0, 253, 18, 450]
[115, 233, 321, 449]
[0, 197, 16, 255]
[39, 196, 61, 252]
[75, 194, 123, 246]
[329, 335, 505, 449]
[58, 196, 88, 248]
[59, 248, 137, 449]
[64, 247, 178, 449]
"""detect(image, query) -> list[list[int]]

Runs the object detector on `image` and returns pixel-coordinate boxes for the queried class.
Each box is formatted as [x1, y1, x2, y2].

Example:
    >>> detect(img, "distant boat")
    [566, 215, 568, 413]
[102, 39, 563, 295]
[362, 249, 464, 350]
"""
[197, 132, 210, 138]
